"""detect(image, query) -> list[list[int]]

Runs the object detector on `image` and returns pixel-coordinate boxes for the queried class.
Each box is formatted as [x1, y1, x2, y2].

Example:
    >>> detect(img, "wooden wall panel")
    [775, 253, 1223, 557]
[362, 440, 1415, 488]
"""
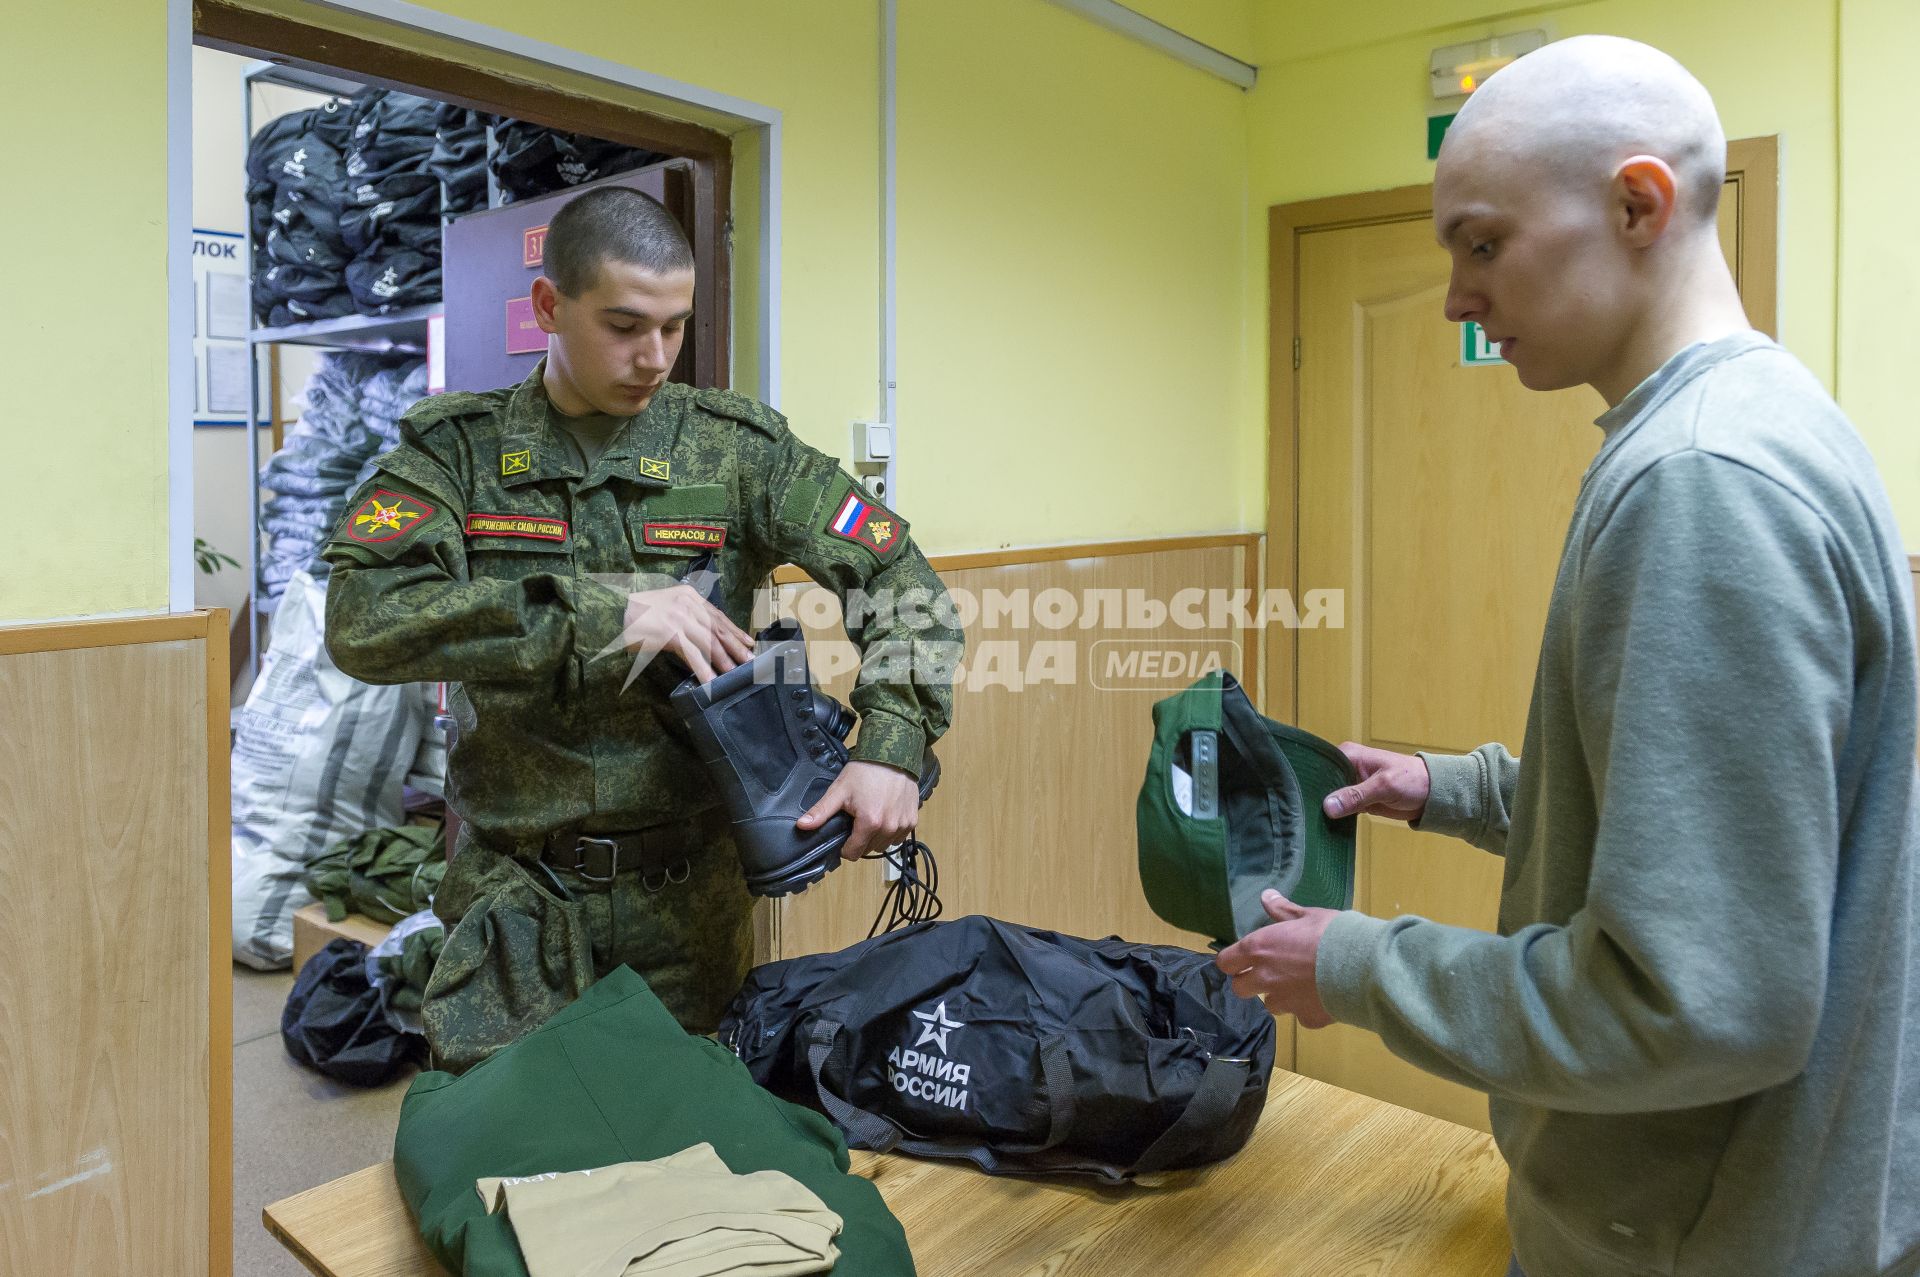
[774, 543, 1256, 964]
[0, 615, 229, 1276]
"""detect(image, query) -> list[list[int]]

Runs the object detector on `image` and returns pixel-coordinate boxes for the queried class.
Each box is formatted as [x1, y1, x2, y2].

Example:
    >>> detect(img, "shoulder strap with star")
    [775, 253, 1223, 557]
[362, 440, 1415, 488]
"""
[398, 389, 506, 443]
[692, 386, 789, 439]
[377, 388, 510, 507]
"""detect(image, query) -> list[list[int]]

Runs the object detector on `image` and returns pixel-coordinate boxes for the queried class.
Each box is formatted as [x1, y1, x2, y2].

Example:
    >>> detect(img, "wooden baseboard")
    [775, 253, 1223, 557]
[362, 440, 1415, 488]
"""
[0, 611, 218, 655]
[772, 532, 1260, 582]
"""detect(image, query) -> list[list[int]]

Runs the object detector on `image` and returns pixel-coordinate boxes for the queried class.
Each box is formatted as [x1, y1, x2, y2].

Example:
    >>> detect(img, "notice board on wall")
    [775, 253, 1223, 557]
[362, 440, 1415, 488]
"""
[192, 227, 260, 425]
[442, 162, 700, 394]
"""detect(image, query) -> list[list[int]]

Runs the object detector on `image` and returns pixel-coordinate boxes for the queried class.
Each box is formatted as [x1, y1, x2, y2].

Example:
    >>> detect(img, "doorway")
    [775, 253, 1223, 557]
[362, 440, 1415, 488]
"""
[178, 6, 782, 1271]
[1263, 138, 1779, 1129]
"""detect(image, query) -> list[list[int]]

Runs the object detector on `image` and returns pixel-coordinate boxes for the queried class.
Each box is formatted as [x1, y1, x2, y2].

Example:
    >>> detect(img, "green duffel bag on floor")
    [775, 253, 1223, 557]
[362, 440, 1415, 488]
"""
[306, 823, 445, 925]
[393, 965, 916, 1276]
[1137, 670, 1358, 948]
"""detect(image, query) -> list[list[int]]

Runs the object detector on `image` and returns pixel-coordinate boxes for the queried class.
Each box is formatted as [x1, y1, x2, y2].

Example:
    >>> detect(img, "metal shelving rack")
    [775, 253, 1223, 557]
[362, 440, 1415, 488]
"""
[250, 302, 441, 352]
[241, 60, 442, 668]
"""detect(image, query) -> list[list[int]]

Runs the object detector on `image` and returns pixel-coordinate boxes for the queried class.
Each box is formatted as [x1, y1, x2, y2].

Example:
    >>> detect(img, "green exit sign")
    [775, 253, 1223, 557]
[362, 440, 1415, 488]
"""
[1462, 322, 1506, 366]
[1427, 112, 1457, 160]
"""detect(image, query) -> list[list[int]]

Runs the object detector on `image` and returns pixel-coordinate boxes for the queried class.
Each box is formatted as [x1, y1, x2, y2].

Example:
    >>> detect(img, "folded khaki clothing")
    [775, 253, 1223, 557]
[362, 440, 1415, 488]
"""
[479, 1142, 843, 1277]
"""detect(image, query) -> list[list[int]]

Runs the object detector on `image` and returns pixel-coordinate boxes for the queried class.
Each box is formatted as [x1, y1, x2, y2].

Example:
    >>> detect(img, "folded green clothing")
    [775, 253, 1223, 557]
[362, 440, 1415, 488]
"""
[394, 966, 915, 1277]
[306, 823, 445, 924]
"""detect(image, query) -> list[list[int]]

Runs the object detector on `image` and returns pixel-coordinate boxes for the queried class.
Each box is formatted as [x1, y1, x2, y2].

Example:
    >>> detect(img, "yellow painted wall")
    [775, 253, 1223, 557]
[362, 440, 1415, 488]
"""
[394, 0, 1256, 552]
[896, 0, 1254, 548]
[1127, 0, 1255, 62]
[1248, 0, 1916, 547]
[2, 0, 173, 619]
[1838, 0, 1920, 542]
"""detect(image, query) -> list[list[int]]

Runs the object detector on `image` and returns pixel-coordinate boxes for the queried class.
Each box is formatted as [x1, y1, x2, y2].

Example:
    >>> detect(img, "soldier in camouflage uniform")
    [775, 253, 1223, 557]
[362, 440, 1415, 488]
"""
[320, 187, 958, 1073]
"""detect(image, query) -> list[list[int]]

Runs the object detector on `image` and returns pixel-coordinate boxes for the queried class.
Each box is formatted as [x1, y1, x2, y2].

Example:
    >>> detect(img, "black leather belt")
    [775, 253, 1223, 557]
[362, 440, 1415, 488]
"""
[488, 817, 704, 889]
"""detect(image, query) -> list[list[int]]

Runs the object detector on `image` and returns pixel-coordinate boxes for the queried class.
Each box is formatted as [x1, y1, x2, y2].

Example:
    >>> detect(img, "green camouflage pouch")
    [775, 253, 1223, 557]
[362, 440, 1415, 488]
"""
[1136, 670, 1358, 948]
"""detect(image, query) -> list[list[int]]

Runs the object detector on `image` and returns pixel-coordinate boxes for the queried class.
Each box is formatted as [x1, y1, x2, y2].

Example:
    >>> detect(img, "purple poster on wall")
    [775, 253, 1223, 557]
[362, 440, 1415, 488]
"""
[442, 165, 672, 394]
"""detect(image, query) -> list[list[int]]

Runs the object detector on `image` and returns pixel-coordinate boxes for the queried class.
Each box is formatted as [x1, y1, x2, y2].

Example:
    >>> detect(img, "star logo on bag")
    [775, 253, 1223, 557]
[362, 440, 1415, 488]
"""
[911, 1001, 964, 1053]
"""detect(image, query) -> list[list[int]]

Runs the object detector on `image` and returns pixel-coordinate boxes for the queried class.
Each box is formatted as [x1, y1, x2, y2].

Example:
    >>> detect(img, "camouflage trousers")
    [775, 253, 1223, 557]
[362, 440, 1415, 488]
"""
[422, 812, 755, 1074]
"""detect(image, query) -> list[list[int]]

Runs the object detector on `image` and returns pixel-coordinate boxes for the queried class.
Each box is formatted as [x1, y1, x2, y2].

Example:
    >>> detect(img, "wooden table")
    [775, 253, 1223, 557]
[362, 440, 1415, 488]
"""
[264, 1070, 1510, 1276]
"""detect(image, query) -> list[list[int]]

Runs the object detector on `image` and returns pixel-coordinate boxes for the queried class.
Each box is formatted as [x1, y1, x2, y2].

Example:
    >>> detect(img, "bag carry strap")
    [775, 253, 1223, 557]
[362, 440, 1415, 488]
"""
[1126, 1054, 1251, 1177]
[804, 1019, 1078, 1173]
[805, 1020, 903, 1153]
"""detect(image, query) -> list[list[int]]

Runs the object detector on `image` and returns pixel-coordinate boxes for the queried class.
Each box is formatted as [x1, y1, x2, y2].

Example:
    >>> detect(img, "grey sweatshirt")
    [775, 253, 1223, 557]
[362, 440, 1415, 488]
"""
[1316, 333, 1919, 1277]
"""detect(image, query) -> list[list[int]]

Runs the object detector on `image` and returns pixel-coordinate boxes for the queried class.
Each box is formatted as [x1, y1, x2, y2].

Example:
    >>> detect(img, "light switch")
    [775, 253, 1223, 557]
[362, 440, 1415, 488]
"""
[852, 420, 895, 462]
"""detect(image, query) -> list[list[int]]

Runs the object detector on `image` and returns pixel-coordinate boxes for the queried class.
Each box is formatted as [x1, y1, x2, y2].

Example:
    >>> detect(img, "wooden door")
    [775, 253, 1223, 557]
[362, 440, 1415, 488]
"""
[1275, 140, 1777, 1129]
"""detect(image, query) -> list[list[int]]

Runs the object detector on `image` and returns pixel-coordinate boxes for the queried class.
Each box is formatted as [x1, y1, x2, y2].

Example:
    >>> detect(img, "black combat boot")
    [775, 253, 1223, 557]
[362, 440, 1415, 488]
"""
[670, 628, 939, 897]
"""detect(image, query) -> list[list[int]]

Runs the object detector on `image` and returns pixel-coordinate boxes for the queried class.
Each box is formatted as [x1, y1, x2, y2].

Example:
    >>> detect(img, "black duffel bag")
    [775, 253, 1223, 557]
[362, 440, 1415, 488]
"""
[281, 937, 424, 1087]
[719, 914, 1276, 1182]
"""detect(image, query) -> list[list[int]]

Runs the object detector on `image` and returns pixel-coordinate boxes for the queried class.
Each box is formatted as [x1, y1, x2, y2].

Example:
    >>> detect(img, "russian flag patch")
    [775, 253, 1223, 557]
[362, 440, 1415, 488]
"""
[824, 483, 904, 558]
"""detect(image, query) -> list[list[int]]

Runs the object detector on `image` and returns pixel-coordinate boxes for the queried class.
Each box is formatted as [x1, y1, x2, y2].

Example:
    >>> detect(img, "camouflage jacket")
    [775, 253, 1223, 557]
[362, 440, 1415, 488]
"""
[319, 366, 958, 842]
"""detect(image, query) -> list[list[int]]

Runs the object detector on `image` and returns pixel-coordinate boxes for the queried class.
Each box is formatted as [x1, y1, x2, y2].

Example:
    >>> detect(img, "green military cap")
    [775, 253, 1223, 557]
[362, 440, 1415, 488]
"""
[1136, 670, 1357, 948]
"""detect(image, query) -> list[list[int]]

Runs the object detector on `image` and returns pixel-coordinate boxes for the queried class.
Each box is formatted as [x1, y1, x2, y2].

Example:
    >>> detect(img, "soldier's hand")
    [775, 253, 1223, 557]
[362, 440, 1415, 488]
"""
[619, 584, 755, 684]
[1321, 742, 1431, 823]
[796, 760, 920, 861]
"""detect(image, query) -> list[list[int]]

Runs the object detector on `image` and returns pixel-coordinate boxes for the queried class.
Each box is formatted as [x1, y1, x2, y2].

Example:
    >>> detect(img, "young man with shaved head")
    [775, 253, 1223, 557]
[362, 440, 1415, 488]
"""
[1221, 36, 1918, 1277]
[321, 186, 957, 1072]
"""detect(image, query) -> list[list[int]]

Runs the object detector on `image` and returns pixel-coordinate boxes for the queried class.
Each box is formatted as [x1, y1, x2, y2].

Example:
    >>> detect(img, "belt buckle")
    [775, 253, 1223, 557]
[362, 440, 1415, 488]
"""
[574, 835, 621, 884]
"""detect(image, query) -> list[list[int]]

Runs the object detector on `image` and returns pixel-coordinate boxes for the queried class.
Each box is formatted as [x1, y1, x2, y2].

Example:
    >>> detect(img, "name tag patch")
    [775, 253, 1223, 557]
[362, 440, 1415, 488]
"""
[643, 522, 728, 550]
[466, 512, 568, 542]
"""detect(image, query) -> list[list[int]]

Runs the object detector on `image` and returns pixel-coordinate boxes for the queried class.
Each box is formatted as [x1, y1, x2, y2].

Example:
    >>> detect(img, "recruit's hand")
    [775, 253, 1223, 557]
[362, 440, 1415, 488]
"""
[795, 760, 920, 861]
[1321, 742, 1432, 823]
[620, 584, 755, 684]
[1216, 890, 1339, 1028]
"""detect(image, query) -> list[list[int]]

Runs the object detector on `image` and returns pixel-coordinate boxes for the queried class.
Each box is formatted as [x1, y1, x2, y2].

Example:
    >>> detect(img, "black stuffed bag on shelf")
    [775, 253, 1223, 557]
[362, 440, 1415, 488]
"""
[346, 248, 441, 313]
[487, 119, 662, 203]
[428, 105, 489, 214]
[719, 914, 1277, 1183]
[339, 176, 443, 254]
